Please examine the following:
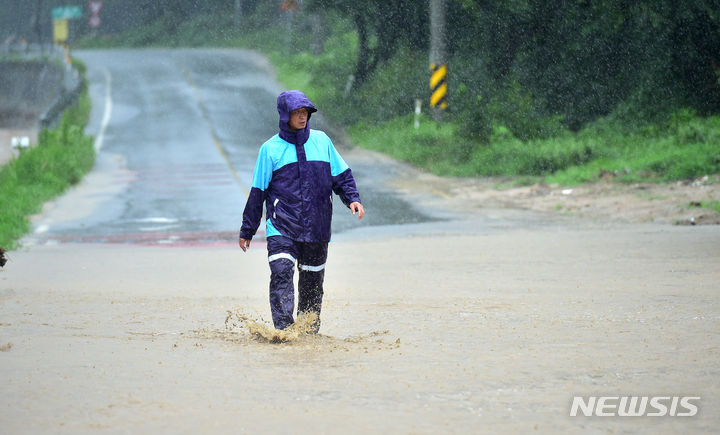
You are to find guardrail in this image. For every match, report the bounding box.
[39,61,82,129]
[0,40,63,62]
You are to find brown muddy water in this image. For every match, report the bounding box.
[1,223,719,433]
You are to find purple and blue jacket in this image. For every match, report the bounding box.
[239,90,361,243]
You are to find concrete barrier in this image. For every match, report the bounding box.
[0,55,80,130]
[0,54,81,165]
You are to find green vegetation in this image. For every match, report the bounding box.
[344,111,720,185]
[689,200,720,213]
[71,1,719,185]
[0,60,95,249]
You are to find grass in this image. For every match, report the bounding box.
[688,200,720,213]
[349,115,463,174]
[0,60,95,250]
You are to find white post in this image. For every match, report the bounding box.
[414,99,422,129]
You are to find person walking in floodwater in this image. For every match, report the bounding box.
[238,90,365,332]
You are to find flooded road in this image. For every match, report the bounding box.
[2,225,719,433]
[1,49,719,433]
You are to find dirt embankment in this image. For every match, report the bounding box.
[389,165,720,226]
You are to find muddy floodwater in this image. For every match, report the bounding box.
[1,221,718,433]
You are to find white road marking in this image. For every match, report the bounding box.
[133,217,179,224]
[139,225,180,232]
[94,67,113,153]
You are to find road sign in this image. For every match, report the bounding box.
[53,18,69,43]
[430,63,448,110]
[89,15,101,28]
[89,1,102,28]
[89,1,102,14]
[281,0,299,11]
[52,6,83,20]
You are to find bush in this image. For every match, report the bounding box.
[469,126,596,176]
[353,48,429,125]
[485,78,566,142]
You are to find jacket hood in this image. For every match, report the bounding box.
[277,90,317,146]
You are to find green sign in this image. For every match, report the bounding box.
[52,6,83,20]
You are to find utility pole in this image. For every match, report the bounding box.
[429,0,447,121]
[35,0,45,55]
[234,0,242,29]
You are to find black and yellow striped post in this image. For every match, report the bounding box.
[430,63,448,119]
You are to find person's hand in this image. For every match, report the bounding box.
[349,202,365,220]
[239,238,250,252]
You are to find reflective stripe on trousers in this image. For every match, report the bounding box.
[266,235,328,331]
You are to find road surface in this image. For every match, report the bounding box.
[24,48,436,247]
[1,49,719,434]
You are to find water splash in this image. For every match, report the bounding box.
[219,309,402,351]
[225,310,319,344]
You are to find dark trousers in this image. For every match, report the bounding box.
[267,235,328,331]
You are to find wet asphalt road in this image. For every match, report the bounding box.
[29,48,436,246]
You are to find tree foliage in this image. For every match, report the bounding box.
[447,0,720,138]
[5,0,717,141]
[305,0,427,86]
[305,0,720,139]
